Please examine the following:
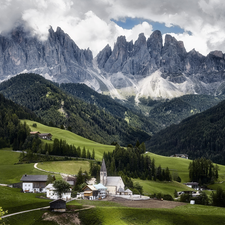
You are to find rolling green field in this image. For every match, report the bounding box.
[37,160,90,175]
[0,149,61,184]
[22,119,115,161]
[133,179,193,196]
[146,152,225,184]
[68,200,225,225]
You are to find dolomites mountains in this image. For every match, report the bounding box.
[1,26,225,101]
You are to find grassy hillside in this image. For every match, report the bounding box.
[0,149,61,184]
[68,200,225,225]
[23,119,115,161]
[38,160,90,175]
[146,152,225,184]
[0,186,50,214]
[133,179,193,196]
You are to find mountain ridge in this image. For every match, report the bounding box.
[1,26,225,102]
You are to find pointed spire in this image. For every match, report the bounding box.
[100,158,107,172]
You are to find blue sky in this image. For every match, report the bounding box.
[112,17,186,35]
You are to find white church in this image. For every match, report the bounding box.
[100,158,125,195]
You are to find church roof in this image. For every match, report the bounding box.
[94,183,107,190]
[100,158,107,172]
[106,176,123,186]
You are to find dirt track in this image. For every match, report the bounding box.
[111,197,186,209]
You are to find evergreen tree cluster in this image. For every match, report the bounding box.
[102,143,172,181]
[25,137,96,160]
[189,158,218,185]
[146,99,225,165]
[0,93,39,149]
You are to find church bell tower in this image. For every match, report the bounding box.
[100,158,107,186]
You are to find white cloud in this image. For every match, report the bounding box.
[1,0,225,56]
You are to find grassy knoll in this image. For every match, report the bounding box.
[0,186,50,214]
[146,152,225,184]
[4,200,225,225]
[22,119,115,161]
[133,179,194,196]
[38,160,90,175]
[67,200,225,225]
[0,149,61,184]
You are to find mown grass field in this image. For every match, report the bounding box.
[133,179,194,196]
[0,149,61,184]
[68,200,225,225]
[22,119,115,161]
[37,160,90,175]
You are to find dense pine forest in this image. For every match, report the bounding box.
[0,93,40,149]
[103,143,172,182]
[146,99,225,165]
[60,83,159,134]
[0,73,150,146]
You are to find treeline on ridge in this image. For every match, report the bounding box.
[146,99,225,165]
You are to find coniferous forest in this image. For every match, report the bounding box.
[0,73,150,146]
[146,99,225,165]
[0,93,39,149]
[103,142,172,182]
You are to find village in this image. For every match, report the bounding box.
[17,156,204,212]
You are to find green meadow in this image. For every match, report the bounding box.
[0,186,50,214]
[37,160,90,175]
[68,200,225,225]
[0,149,61,184]
[133,179,193,196]
[22,119,115,161]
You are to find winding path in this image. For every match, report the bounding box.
[1,206,50,219]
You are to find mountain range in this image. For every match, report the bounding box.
[1,26,225,103]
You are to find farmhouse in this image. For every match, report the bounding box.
[38,133,52,140]
[30,131,52,140]
[83,185,98,200]
[100,159,125,195]
[184,182,200,190]
[45,183,72,200]
[170,154,188,159]
[20,174,48,193]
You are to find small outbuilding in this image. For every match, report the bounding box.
[50,199,66,212]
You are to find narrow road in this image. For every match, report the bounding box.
[1,206,50,218]
[34,163,74,178]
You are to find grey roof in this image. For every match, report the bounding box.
[21,175,48,182]
[100,158,107,172]
[94,183,107,190]
[106,176,122,186]
[125,188,132,193]
[118,187,124,192]
[185,182,199,185]
[50,199,66,203]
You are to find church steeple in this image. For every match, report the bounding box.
[100,158,107,186]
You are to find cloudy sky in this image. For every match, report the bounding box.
[1,0,225,56]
